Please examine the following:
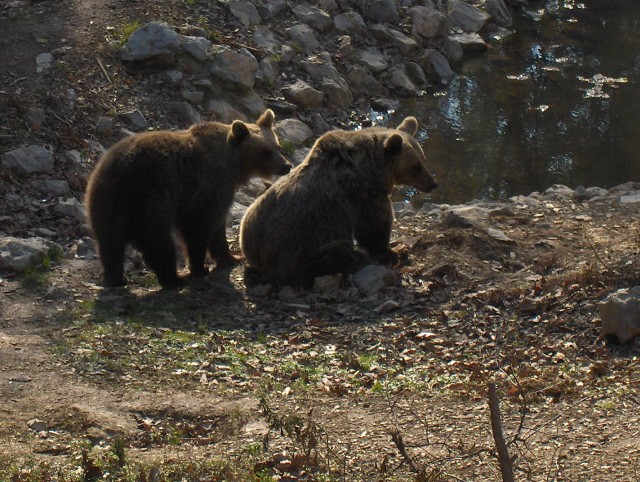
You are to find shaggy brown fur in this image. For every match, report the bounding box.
[240,116,438,288]
[85,109,291,288]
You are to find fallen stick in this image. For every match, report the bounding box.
[96,57,112,83]
[488,382,515,482]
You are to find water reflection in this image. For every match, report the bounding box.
[392,0,640,204]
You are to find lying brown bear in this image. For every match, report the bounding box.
[85,109,291,289]
[240,116,438,288]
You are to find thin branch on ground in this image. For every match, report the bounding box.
[390,430,426,480]
[488,383,515,482]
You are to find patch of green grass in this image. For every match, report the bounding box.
[18,245,64,288]
[117,20,140,47]
[280,139,296,157]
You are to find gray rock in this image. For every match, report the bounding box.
[164,101,202,124]
[448,0,491,32]
[609,181,640,193]
[321,77,354,108]
[293,147,311,165]
[485,227,514,243]
[386,68,420,97]
[447,32,488,53]
[359,48,389,74]
[410,6,448,39]
[319,0,338,11]
[2,145,54,174]
[313,273,343,293]
[418,49,455,84]
[32,179,70,196]
[544,184,574,197]
[263,0,287,17]
[367,0,399,23]
[334,12,368,35]
[181,35,212,61]
[442,205,489,227]
[573,185,590,201]
[485,0,513,27]
[405,62,428,88]
[75,236,97,259]
[292,4,332,32]
[278,285,297,302]
[210,46,259,90]
[34,228,57,238]
[229,0,262,27]
[586,187,608,198]
[121,109,149,129]
[65,150,84,164]
[181,89,205,104]
[192,79,214,91]
[36,53,53,73]
[370,24,417,54]
[54,197,85,222]
[164,70,184,84]
[620,193,640,204]
[207,100,247,123]
[280,45,297,64]
[354,265,398,295]
[258,57,279,84]
[282,80,324,108]
[96,117,114,138]
[119,22,182,69]
[274,119,313,145]
[239,91,267,117]
[0,236,59,272]
[338,35,354,58]
[599,287,640,343]
[253,27,280,53]
[286,24,320,53]
[348,67,388,96]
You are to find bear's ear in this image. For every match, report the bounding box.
[230,120,250,142]
[383,133,403,158]
[256,109,275,128]
[397,116,418,136]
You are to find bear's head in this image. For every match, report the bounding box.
[228,109,292,181]
[383,116,438,193]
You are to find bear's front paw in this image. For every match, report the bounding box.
[374,249,399,267]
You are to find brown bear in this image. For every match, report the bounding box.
[85,109,291,289]
[239,116,438,288]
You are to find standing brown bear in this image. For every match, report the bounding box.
[85,109,291,289]
[240,116,438,288]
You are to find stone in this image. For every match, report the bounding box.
[544,184,574,197]
[313,273,343,293]
[410,6,448,39]
[0,236,58,272]
[386,68,420,97]
[320,77,353,108]
[207,100,247,123]
[292,147,311,165]
[121,109,149,129]
[181,35,212,61]
[348,67,388,96]
[442,205,489,227]
[2,145,54,174]
[286,24,320,53]
[35,53,53,73]
[282,80,324,109]
[338,35,354,58]
[253,27,280,53]
[210,46,259,90]
[447,32,488,53]
[485,0,513,27]
[119,22,182,69]
[32,180,70,196]
[258,57,279,84]
[586,187,608,198]
[419,49,455,84]
[319,0,338,11]
[278,285,297,302]
[334,12,368,35]
[274,119,313,145]
[370,24,417,54]
[354,265,398,295]
[164,70,184,84]
[359,48,389,74]
[65,150,84,164]
[573,185,590,202]
[444,36,464,63]
[54,197,86,222]
[599,287,640,343]
[239,91,266,117]
[367,0,399,23]
[620,193,640,204]
[229,0,262,27]
[181,89,205,104]
[405,62,428,87]
[292,4,332,32]
[96,117,114,138]
[263,0,287,17]
[163,101,202,124]
[448,0,491,33]
[485,227,514,243]
[75,236,97,259]
[609,181,640,193]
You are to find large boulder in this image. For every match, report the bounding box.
[119,22,182,69]
[2,145,54,174]
[370,24,418,54]
[599,287,640,343]
[282,80,324,108]
[411,6,448,39]
[229,0,262,27]
[209,46,259,90]
[367,0,399,23]
[485,0,513,27]
[274,119,314,145]
[0,237,61,272]
[448,0,491,33]
[286,24,320,53]
[292,4,332,32]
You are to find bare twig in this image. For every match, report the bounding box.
[96,57,112,83]
[581,223,611,272]
[488,383,515,482]
[390,431,425,479]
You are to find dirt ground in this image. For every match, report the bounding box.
[2,1,640,481]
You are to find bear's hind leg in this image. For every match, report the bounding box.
[305,240,372,287]
[133,227,182,289]
[180,220,210,278]
[98,236,128,287]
